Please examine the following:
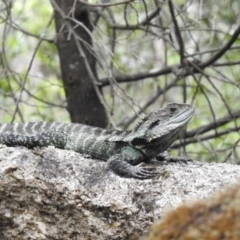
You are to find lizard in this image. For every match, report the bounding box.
[0,103,194,179]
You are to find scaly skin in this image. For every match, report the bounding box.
[0,103,194,179]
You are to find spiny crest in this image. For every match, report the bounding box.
[134,114,150,132]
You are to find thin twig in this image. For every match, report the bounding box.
[78,0,134,7]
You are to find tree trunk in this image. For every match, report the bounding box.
[53,0,108,127]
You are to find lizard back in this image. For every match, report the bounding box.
[0,122,128,160]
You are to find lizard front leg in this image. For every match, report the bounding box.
[107,154,158,179]
[107,145,159,179]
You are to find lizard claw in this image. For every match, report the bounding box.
[108,156,159,179]
[131,165,159,179]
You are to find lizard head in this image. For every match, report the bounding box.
[130,103,194,151]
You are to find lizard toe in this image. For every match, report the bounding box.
[132,165,159,179]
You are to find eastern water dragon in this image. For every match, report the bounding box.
[0,103,194,179]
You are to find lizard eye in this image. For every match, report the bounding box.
[169,107,177,114]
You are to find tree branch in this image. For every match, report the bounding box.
[186,108,240,138]
[78,0,134,7]
[99,24,240,87]
[100,65,174,87]
[172,125,240,149]
[199,24,240,69]
[168,0,185,64]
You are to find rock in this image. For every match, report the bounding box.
[144,181,240,240]
[0,145,240,239]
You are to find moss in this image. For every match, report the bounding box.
[145,183,240,240]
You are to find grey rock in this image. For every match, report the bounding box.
[0,145,239,240]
